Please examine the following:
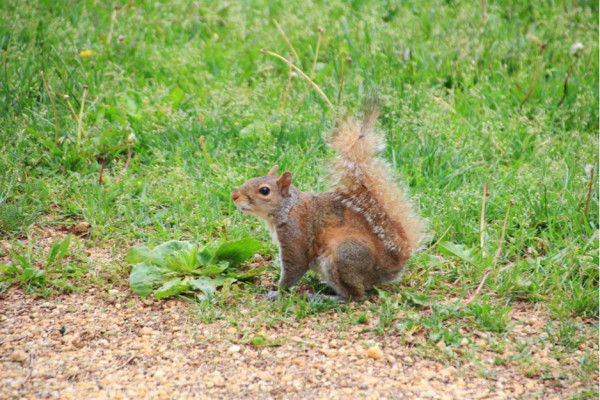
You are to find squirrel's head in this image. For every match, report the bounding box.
[231,165,293,220]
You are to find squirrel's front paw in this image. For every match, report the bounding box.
[262,290,280,301]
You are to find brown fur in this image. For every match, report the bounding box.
[231,110,426,300]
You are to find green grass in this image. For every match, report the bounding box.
[0,0,598,389]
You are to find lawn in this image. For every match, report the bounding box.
[0,0,598,398]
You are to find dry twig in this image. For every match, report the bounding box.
[106,354,137,374]
[20,351,35,388]
[557,62,575,107]
[261,49,334,110]
[492,200,514,266]
[465,268,492,305]
[273,19,301,69]
[520,42,547,107]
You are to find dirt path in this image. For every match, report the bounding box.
[1,286,596,400]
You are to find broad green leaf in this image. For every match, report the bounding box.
[198,248,212,266]
[214,239,262,267]
[438,241,476,265]
[165,248,200,274]
[125,245,153,264]
[153,241,195,264]
[129,262,165,299]
[196,261,230,276]
[154,277,190,299]
[189,277,218,296]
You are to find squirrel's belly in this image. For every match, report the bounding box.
[308,255,345,295]
[308,255,328,277]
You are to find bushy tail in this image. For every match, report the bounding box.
[327,106,426,257]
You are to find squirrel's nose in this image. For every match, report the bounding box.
[231,192,240,202]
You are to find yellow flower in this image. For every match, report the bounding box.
[79,49,93,57]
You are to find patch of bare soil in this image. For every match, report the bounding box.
[0,285,597,400]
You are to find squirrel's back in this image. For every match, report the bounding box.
[327,106,426,259]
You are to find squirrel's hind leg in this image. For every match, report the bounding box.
[326,239,378,301]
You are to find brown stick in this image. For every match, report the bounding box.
[40,71,60,143]
[465,268,492,305]
[115,145,132,184]
[20,351,35,388]
[106,354,136,374]
[492,200,514,267]
[273,20,302,69]
[0,335,27,345]
[480,183,488,252]
[430,224,453,249]
[261,49,334,110]
[520,43,547,108]
[99,157,106,185]
[63,95,79,121]
[557,62,575,107]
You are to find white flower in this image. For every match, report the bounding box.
[570,42,584,57]
[127,131,137,143]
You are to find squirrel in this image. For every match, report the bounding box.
[231,106,426,301]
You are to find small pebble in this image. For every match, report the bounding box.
[140,327,153,336]
[11,350,28,363]
[73,221,91,234]
[228,345,241,353]
[367,346,383,360]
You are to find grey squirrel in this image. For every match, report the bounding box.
[231,106,426,300]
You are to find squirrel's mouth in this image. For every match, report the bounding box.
[237,204,253,214]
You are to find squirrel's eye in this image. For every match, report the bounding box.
[259,186,270,196]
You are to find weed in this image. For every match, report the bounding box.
[0,234,85,296]
[468,296,512,332]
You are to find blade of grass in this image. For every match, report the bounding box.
[40,71,59,143]
[261,49,334,111]
[76,85,88,151]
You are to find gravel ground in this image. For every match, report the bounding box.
[1,285,597,400]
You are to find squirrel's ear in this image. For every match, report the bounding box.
[267,165,279,176]
[277,172,292,196]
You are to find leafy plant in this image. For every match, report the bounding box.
[468,295,512,332]
[0,234,76,295]
[127,239,264,300]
